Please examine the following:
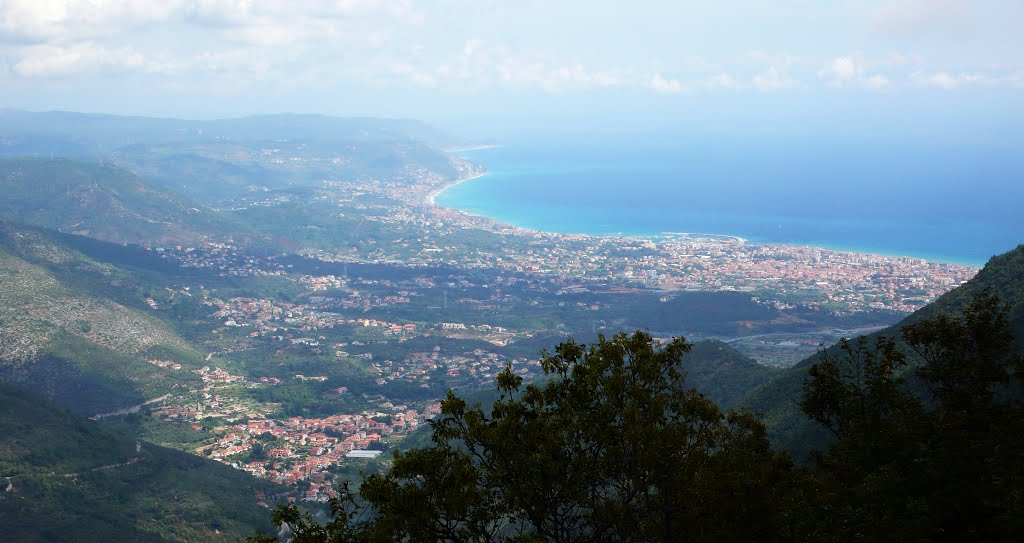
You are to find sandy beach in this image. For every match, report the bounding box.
[426,171,488,206]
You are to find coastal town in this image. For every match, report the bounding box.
[87,150,983,505]
[161,164,977,318]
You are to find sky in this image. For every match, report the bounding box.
[0,0,1022,140]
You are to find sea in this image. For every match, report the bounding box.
[436,139,1024,267]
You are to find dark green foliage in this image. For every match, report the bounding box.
[249,486,369,543]
[683,340,778,409]
[799,291,1024,540]
[0,381,280,542]
[0,331,176,415]
[904,244,1024,343]
[256,293,1024,541]
[742,244,1024,457]
[254,332,796,542]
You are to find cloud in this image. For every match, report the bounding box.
[822,56,859,82]
[864,74,890,90]
[817,55,892,91]
[12,42,170,77]
[908,70,1006,90]
[0,0,185,42]
[922,72,958,89]
[1008,70,1024,89]
[646,73,685,94]
[426,41,627,93]
[703,73,740,90]
[0,1,1018,104]
[752,67,799,91]
[192,49,269,75]
[390,62,437,87]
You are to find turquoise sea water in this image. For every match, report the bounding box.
[437,140,1024,267]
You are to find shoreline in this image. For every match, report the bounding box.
[425,165,983,270]
[444,144,504,153]
[427,172,488,206]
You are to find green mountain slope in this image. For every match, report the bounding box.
[1,110,468,205]
[0,380,278,542]
[399,338,778,451]
[0,223,205,414]
[0,158,241,246]
[0,157,248,246]
[740,244,1024,458]
[684,340,779,409]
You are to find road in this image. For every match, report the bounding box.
[90,394,172,419]
[722,325,889,345]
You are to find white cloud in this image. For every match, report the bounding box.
[647,73,685,94]
[0,0,185,42]
[703,73,740,90]
[193,49,269,75]
[0,1,1019,103]
[1008,70,1024,88]
[821,56,859,82]
[390,63,436,87]
[817,55,894,91]
[752,67,798,91]
[908,70,1010,90]
[426,42,627,93]
[864,74,890,90]
[12,42,170,77]
[926,72,958,89]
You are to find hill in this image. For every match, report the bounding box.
[0,222,207,414]
[0,110,470,206]
[398,337,778,452]
[0,110,457,153]
[0,380,278,542]
[740,244,1024,458]
[684,340,779,409]
[0,158,240,246]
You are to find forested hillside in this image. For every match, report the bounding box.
[0,381,279,542]
[741,244,1024,458]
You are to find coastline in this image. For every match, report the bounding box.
[444,144,504,153]
[427,172,488,206]
[425,143,991,268]
[425,170,984,269]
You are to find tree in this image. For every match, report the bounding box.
[800,291,1024,540]
[374,332,795,542]
[252,332,795,542]
[249,483,368,543]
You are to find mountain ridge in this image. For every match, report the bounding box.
[739,243,1024,458]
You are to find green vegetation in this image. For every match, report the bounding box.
[0,158,240,246]
[741,244,1024,458]
[683,340,778,409]
[254,291,1024,541]
[0,226,205,414]
[797,291,1024,540]
[253,331,795,542]
[0,111,1015,541]
[0,381,279,542]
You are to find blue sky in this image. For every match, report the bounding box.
[0,0,1021,139]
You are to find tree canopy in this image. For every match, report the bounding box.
[252,292,1024,542]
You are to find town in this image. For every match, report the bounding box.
[118,161,979,503]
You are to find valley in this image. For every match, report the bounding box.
[0,111,1013,542]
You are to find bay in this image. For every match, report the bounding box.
[436,139,1024,267]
